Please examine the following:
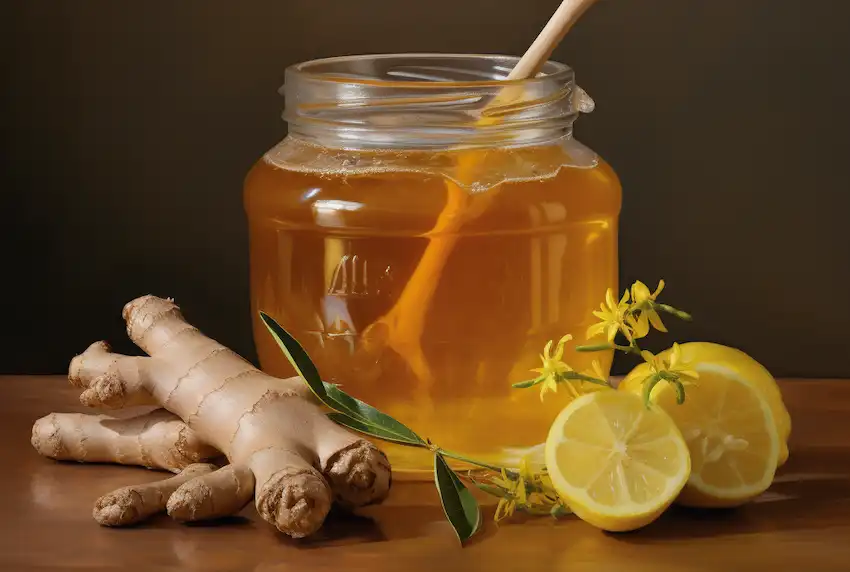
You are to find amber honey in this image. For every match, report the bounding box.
[244,139,621,474]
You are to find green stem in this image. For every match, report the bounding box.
[438,449,508,474]
[512,375,545,388]
[575,343,614,352]
[642,373,662,408]
[471,482,509,498]
[672,379,686,404]
[655,303,692,321]
[557,371,610,387]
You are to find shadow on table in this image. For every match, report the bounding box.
[308,504,501,547]
[610,447,850,543]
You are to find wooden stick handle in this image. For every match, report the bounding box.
[507,0,598,80]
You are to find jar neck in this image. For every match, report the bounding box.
[281,54,594,151]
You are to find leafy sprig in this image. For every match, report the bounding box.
[260,312,482,543]
[259,277,696,544]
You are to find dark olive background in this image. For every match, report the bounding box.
[2,1,848,376]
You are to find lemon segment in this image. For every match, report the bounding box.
[645,364,780,507]
[619,341,790,466]
[544,390,690,532]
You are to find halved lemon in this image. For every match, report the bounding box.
[623,364,780,507]
[544,390,690,531]
[619,342,790,466]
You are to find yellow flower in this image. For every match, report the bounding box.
[536,470,555,493]
[631,279,665,304]
[586,288,631,342]
[571,359,610,396]
[528,465,571,514]
[518,455,535,483]
[532,334,574,400]
[488,454,571,520]
[585,359,607,382]
[666,343,699,381]
[493,496,515,522]
[491,467,527,522]
[630,280,667,338]
[641,343,699,382]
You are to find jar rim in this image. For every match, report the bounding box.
[282,53,586,151]
[285,53,574,90]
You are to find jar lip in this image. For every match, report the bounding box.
[282,53,585,151]
[285,53,574,89]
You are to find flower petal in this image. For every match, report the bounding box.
[553,334,572,360]
[592,360,606,380]
[605,288,616,310]
[491,476,512,489]
[539,377,558,400]
[631,313,650,339]
[495,498,509,522]
[586,322,605,340]
[517,479,528,504]
[519,456,533,479]
[669,343,682,368]
[653,279,666,298]
[648,310,667,333]
[631,280,650,303]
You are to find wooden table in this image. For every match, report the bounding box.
[2,376,849,571]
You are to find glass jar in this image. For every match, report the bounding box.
[244,54,621,477]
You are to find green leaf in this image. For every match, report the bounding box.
[434,453,481,544]
[325,385,424,445]
[327,413,424,446]
[260,311,424,446]
[259,312,330,404]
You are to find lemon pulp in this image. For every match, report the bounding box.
[544,390,690,531]
[619,341,790,466]
[647,365,780,507]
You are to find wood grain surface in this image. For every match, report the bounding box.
[2,376,849,571]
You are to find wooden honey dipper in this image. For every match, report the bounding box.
[360,0,600,388]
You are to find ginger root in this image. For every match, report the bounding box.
[32,409,219,472]
[31,295,392,538]
[94,463,218,526]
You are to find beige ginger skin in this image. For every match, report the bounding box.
[31,295,392,538]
